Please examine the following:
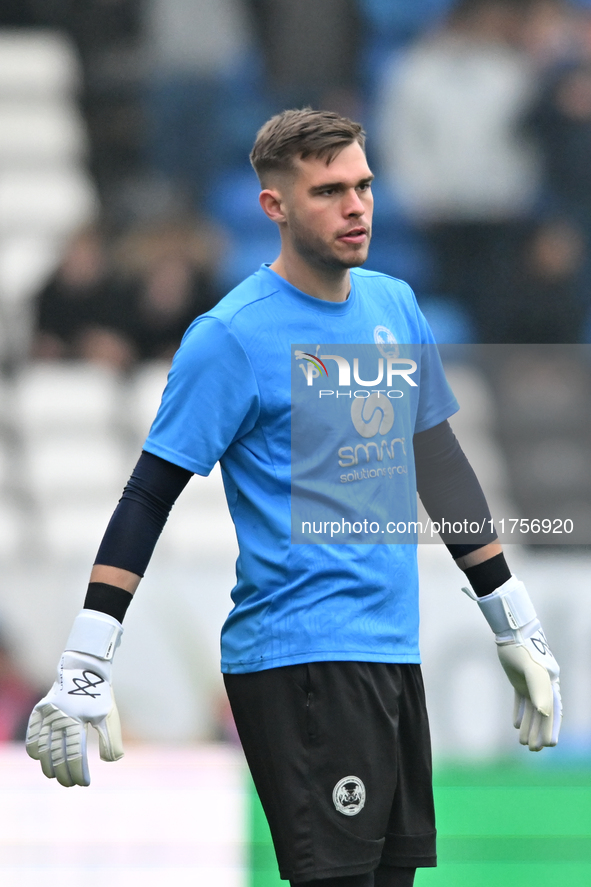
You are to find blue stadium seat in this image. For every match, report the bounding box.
[368,179,411,230]
[359,0,453,39]
[215,231,281,293]
[416,295,476,344]
[367,230,434,293]
[358,0,453,95]
[205,167,270,234]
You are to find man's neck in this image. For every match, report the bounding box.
[270,253,351,303]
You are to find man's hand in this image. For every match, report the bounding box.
[463,576,562,751]
[497,627,561,751]
[26,611,124,786]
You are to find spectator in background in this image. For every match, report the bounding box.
[32,226,137,371]
[24,0,144,205]
[32,219,222,369]
[495,217,586,341]
[0,625,39,742]
[522,4,591,318]
[0,0,35,26]
[527,60,591,236]
[143,0,255,210]
[113,218,222,361]
[247,0,362,116]
[520,0,579,67]
[376,0,541,341]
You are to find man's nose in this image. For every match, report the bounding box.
[342,189,365,216]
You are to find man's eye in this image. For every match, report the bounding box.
[357,182,371,192]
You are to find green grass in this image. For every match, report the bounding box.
[249,761,591,886]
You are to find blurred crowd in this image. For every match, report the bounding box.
[31,218,222,369]
[376,0,591,342]
[2,0,591,364]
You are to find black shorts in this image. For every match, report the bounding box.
[224,661,437,882]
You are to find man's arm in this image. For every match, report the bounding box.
[414,420,562,751]
[26,452,192,785]
[453,542,502,570]
[89,566,141,593]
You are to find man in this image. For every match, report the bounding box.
[26,110,561,887]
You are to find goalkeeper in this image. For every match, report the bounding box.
[26,109,561,887]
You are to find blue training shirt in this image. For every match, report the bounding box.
[144,264,458,673]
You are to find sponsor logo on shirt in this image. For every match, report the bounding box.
[351,392,394,438]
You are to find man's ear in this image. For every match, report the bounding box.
[259,188,287,224]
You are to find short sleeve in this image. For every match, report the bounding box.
[144,316,260,475]
[414,305,459,433]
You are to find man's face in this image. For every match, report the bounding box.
[280,141,374,273]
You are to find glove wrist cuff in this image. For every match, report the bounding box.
[463,575,538,636]
[65,609,123,661]
[494,616,541,646]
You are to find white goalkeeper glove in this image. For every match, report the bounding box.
[26,609,124,786]
[462,575,562,751]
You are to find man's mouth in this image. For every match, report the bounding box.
[337,227,368,245]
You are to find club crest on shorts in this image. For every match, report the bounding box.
[332,775,366,816]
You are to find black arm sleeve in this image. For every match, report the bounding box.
[93,450,193,576]
[413,419,496,558]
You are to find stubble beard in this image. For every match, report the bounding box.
[289,211,371,274]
